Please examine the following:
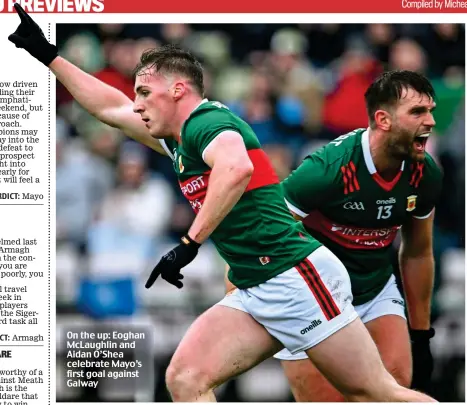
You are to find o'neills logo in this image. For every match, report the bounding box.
[179,173,210,214]
[300,320,322,334]
[1,0,105,12]
[377,197,396,205]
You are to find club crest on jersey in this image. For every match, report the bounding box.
[259,256,271,265]
[406,195,417,212]
[178,155,184,173]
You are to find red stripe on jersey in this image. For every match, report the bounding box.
[177,148,278,214]
[410,163,424,188]
[345,167,355,193]
[371,171,403,192]
[415,165,424,187]
[349,161,360,190]
[244,149,280,192]
[342,163,360,194]
[303,211,400,250]
[341,166,349,195]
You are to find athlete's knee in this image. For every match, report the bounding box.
[282,360,344,402]
[165,358,213,401]
[342,369,399,402]
[385,359,412,388]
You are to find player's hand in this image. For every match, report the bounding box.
[145,235,200,289]
[410,327,435,393]
[8,3,58,66]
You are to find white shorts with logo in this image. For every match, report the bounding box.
[274,273,406,360]
[216,246,359,355]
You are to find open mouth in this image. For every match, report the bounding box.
[413,133,430,152]
[141,118,151,128]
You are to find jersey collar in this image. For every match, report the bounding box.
[361,129,405,192]
[190,98,209,115]
[361,129,405,174]
[180,99,209,139]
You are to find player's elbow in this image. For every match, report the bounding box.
[234,160,254,185]
[224,157,253,185]
[237,158,254,179]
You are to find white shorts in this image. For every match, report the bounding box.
[274,273,406,361]
[216,246,358,355]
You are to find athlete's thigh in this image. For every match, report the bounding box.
[170,303,282,387]
[283,316,411,400]
[281,278,410,400]
[305,316,393,396]
[366,315,412,384]
[359,274,412,383]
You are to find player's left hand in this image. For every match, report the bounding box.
[410,327,435,393]
[145,235,200,289]
[8,3,58,66]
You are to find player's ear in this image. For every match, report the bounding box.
[172,81,186,101]
[374,109,392,131]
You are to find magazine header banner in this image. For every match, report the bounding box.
[0,0,467,13]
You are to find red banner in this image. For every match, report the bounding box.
[0,0,466,13]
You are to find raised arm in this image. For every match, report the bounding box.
[8,3,166,155]
[50,58,166,154]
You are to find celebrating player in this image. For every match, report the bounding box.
[8,6,438,402]
[271,70,442,401]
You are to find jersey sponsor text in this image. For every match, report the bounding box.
[304,211,400,250]
[179,173,210,213]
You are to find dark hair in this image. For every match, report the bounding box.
[133,44,204,96]
[364,70,436,128]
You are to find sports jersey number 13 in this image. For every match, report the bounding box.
[377,205,393,219]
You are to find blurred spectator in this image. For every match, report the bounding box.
[91,141,175,249]
[321,46,383,137]
[364,24,396,65]
[93,38,138,100]
[423,24,465,77]
[301,24,347,67]
[389,38,428,73]
[56,117,114,252]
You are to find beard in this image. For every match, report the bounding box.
[387,124,426,162]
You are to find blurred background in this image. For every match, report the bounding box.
[55,23,465,402]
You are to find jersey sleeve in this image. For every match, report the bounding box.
[281,148,337,217]
[412,154,444,219]
[183,107,243,160]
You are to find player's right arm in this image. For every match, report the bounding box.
[50,58,167,155]
[8,3,167,156]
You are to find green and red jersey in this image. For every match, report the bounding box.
[282,128,443,305]
[161,100,320,288]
